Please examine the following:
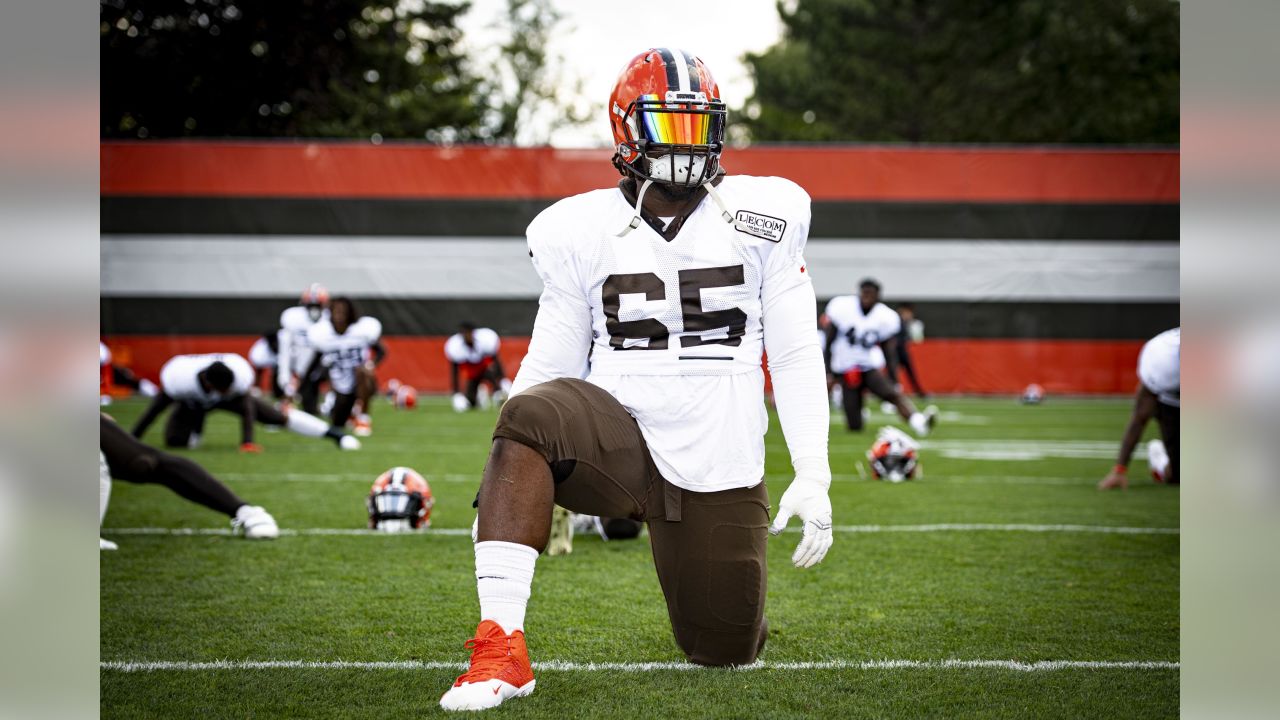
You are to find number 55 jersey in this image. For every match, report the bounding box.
[512,175,823,493]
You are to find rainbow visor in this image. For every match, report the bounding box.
[634,95,724,146]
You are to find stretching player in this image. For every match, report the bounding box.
[247,330,282,398]
[100,414,278,546]
[309,297,385,436]
[277,283,330,413]
[445,322,511,411]
[1099,327,1179,489]
[130,352,360,451]
[439,48,832,711]
[823,279,936,435]
[100,341,158,404]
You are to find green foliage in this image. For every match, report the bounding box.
[101,396,1178,717]
[741,0,1179,144]
[100,0,486,140]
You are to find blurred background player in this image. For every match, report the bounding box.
[100,340,158,405]
[101,413,278,544]
[247,330,282,399]
[278,283,330,414]
[130,352,360,451]
[889,303,929,400]
[823,278,937,436]
[384,378,418,410]
[445,321,511,411]
[309,296,385,437]
[1099,327,1180,490]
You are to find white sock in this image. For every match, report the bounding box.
[99,451,112,525]
[285,409,329,438]
[909,412,929,436]
[475,540,538,635]
[1148,440,1170,478]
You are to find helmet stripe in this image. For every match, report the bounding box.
[656,48,681,92]
[669,48,691,92]
[686,54,702,93]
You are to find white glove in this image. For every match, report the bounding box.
[451,393,469,412]
[769,473,833,568]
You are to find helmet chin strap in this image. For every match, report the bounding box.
[615,174,746,238]
[702,180,748,232]
[616,177,654,238]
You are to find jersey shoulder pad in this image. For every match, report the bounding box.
[872,303,901,332]
[280,306,311,330]
[352,317,382,341]
[307,320,335,346]
[443,333,465,359]
[526,189,616,258]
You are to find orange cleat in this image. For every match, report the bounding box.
[439,620,535,711]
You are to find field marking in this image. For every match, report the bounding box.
[100,658,1178,673]
[214,472,1095,486]
[102,523,1177,537]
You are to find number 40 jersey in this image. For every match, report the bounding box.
[513,175,822,493]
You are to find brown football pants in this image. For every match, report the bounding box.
[492,378,770,666]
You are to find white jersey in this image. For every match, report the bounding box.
[100,341,111,367]
[1138,327,1180,407]
[248,337,276,368]
[277,305,328,379]
[514,175,817,492]
[445,329,501,365]
[309,317,382,394]
[159,353,254,407]
[824,297,901,372]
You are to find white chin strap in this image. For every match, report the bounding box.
[616,177,654,237]
[615,175,748,239]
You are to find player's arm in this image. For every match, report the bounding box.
[367,340,387,369]
[130,392,173,439]
[822,319,837,379]
[276,327,294,393]
[1101,384,1159,488]
[511,283,591,394]
[760,199,833,569]
[450,362,461,395]
[881,335,900,382]
[239,394,257,448]
[490,354,508,380]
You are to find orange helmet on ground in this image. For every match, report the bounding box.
[367,467,433,531]
[394,384,418,410]
[867,427,920,483]
[609,48,726,187]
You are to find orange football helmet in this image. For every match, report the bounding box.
[300,282,330,308]
[609,48,726,187]
[367,467,433,531]
[867,427,920,483]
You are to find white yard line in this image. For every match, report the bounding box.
[102,523,1177,537]
[100,658,1178,673]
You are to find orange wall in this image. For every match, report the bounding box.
[103,335,1143,396]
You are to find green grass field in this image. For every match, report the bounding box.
[100,395,1178,719]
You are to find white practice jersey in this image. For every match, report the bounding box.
[159,353,254,407]
[824,297,901,372]
[513,175,819,492]
[309,317,382,395]
[100,341,111,367]
[248,337,277,369]
[1138,327,1180,407]
[277,305,328,379]
[445,329,501,365]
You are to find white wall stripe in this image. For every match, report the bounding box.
[101,524,1177,537]
[100,236,1179,301]
[100,658,1178,673]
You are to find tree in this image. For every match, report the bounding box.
[740,0,1179,144]
[482,0,591,145]
[100,0,486,140]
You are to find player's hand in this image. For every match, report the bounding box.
[451,393,469,412]
[769,475,833,568]
[1098,466,1128,490]
[239,442,264,454]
